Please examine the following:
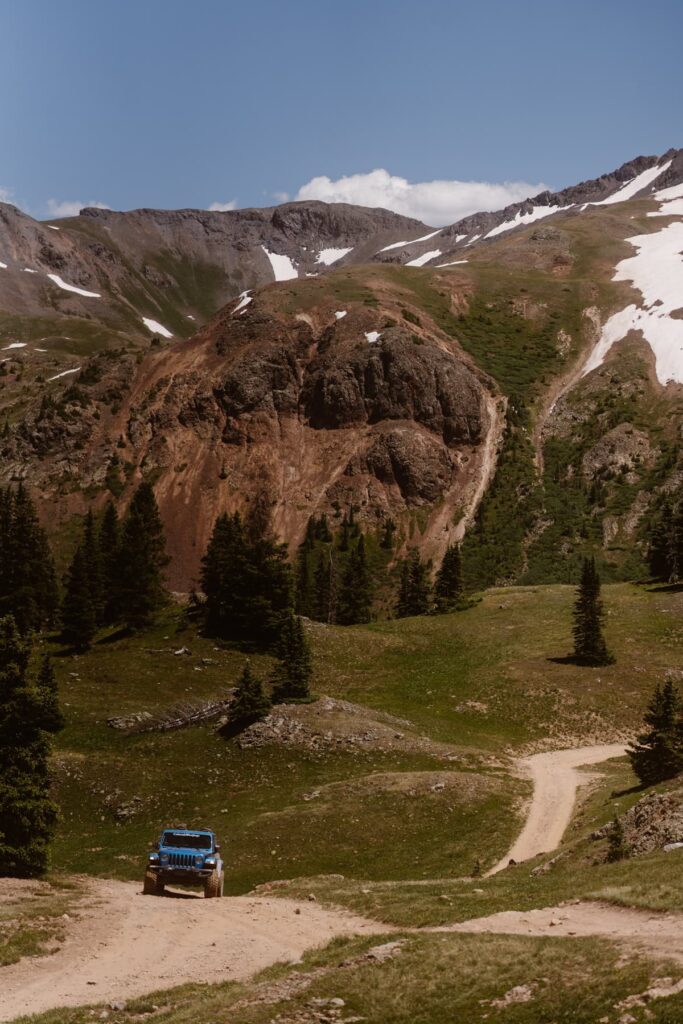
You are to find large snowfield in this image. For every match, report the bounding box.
[582,190,683,384]
[262,246,298,281]
[47,274,101,298]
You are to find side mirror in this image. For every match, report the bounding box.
[148,841,159,851]
[215,843,221,852]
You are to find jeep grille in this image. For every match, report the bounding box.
[168,852,196,867]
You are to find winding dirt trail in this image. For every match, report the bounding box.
[487,744,627,875]
[0,880,383,1023]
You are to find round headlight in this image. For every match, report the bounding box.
[148,852,159,862]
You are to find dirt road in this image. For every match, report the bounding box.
[487,744,627,875]
[443,901,683,964]
[0,879,383,1023]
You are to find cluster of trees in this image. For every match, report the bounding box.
[629,679,683,785]
[294,510,372,626]
[647,493,683,581]
[0,617,63,876]
[199,509,292,648]
[0,485,58,634]
[396,545,464,618]
[226,613,313,732]
[62,482,169,647]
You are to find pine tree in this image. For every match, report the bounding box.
[606,816,630,862]
[98,500,120,624]
[397,550,431,618]
[434,544,464,612]
[628,680,683,785]
[61,545,97,650]
[36,656,65,733]
[226,662,271,730]
[271,614,313,703]
[0,617,63,876]
[294,541,313,618]
[337,534,372,625]
[380,518,396,551]
[647,496,675,580]
[82,509,104,626]
[313,550,335,623]
[572,557,614,665]
[116,482,169,630]
[0,485,58,634]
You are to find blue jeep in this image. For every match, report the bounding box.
[144,826,224,898]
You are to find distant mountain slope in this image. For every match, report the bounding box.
[2,146,682,588]
[0,200,431,346]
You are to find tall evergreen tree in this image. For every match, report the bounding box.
[380,518,396,551]
[36,656,65,733]
[647,496,675,580]
[226,662,271,730]
[337,534,372,625]
[61,545,97,650]
[434,544,464,612]
[313,550,335,623]
[628,680,683,785]
[116,482,169,630]
[98,500,120,625]
[271,614,313,703]
[572,557,614,665]
[82,509,104,626]
[0,617,63,876]
[397,549,432,618]
[0,485,58,634]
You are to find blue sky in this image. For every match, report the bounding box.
[1,0,681,224]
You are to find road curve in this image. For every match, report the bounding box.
[487,744,627,875]
[0,880,384,1022]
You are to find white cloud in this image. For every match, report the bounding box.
[208,199,237,212]
[0,186,14,205]
[272,190,290,203]
[46,198,111,218]
[294,169,548,227]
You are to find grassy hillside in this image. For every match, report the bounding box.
[43,582,683,893]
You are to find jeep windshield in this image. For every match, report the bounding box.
[161,832,212,850]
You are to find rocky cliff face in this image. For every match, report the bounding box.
[2,279,496,586]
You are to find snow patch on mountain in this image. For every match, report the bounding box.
[48,366,81,381]
[262,246,298,281]
[648,199,683,218]
[0,261,6,269]
[47,274,101,298]
[316,247,353,266]
[485,203,573,239]
[365,331,381,343]
[436,259,469,267]
[3,342,27,350]
[582,217,683,384]
[141,317,173,338]
[406,249,442,267]
[593,161,672,206]
[334,310,347,319]
[378,229,441,253]
[233,290,252,314]
[655,182,683,202]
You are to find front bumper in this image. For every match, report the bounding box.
[149,865,213,884]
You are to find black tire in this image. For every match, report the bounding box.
[143,869,160,895]
[204,869,222,898]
